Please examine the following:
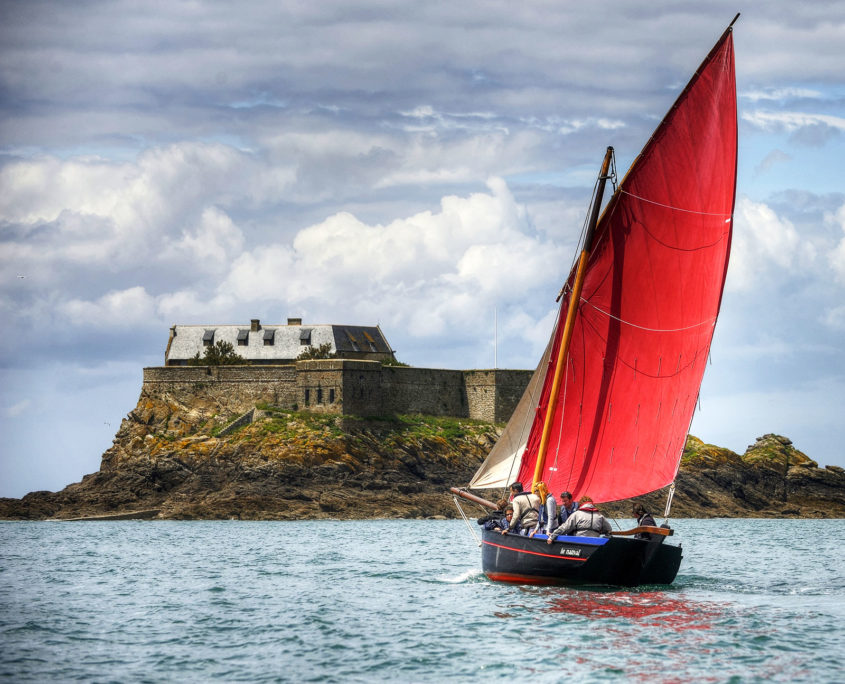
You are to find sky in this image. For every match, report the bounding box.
[2,1,844,498]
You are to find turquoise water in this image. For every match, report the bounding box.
[1,519,843,682]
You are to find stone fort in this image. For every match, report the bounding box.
[148,318,532,423]
[142,360,532,424]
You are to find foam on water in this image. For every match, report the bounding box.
[435,567,485,584]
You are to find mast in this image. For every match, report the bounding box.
[531,146,614,488]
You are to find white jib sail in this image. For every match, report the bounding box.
[468,340,552,489]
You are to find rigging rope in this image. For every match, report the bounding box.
[580,298,717,333]
[453,495,481,547]
[558,158,610,303]
[619,189,733,217]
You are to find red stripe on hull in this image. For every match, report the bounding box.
[482,540,589,562]
[485,572,558,585]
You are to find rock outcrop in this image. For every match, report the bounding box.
[1,384,843,520]
[603,434,845,519]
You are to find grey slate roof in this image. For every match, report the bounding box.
[332,326,391,354]
[165,322,393,364]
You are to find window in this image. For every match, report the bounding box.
[237,329,249,346]
[363,330,378,352]
[317,388,323,403]
[263,329,275,346]
[329,388,335,403]
[346,329,360,352]
[202,329,215,347]
[300,329,312,346]
[304,389,310,406]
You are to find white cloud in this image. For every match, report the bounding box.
[554,117,626,135]
[828,203,845,284]
[823,305,845,330]
[0,156,132,225]
[217,177,564,341]
[371,130,545,190]
[742,110,845,133]
[163,207,244,270]
[3,399,31,418]
[754,149,791,176]
[741,88,824,103]
[60,286,157,328]
[727,196,812,291]
[400,105,436,119]
[225,245,297,302]
[0,143,259,280]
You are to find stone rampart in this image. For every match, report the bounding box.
[379,367,467,417]
[141,362,531,422]
[142,365,299,415]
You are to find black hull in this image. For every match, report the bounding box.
[481,529,682,587]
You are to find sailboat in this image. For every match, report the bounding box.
[451,17,739,586]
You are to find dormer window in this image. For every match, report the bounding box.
[202,329,215,347]
[346,329,360,352]
[237,329,249,346]
[300,329,312,346]
[263,328,275,346]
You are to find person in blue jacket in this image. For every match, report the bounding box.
[476,499,509,531]
[558,490,578,524]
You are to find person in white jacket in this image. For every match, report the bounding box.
[501,481,540,535]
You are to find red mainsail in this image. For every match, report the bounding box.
[513,31,737,502]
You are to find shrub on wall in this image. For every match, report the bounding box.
[296,343,336,360]
[188,340,249,366]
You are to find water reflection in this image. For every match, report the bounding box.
[531,588,730,682]
[542,587,723,631]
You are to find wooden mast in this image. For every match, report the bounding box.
[531,146,615,488]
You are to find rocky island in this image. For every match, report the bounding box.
[1,374,843,520]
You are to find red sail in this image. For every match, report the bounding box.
[516,32,737,502]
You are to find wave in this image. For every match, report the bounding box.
[435,568,485,584]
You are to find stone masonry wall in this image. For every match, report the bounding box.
[296,359,382,415]
[464,370,496,422]
[463,369,534,422]
[493,370,536,423]
[341,362,386,416]
[141,362,531,422]
[378,366,467,417]
[142,366,299,415]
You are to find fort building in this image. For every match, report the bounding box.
[165,318,395,366]
[142,361,531,424]
[154,317,530,423]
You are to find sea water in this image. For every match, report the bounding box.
[1,519,843,682]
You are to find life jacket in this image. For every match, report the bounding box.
[573,504,605,535]
[511,491,539,527]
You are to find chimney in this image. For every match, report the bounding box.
[251,319,261,332]
[287,317,302,326]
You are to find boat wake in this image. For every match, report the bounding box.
[435,568,485,584]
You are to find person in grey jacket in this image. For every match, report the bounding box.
[546,497,611,542]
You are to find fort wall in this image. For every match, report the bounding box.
[141,361,531,423]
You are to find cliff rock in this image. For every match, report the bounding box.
[1,385,843,520]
